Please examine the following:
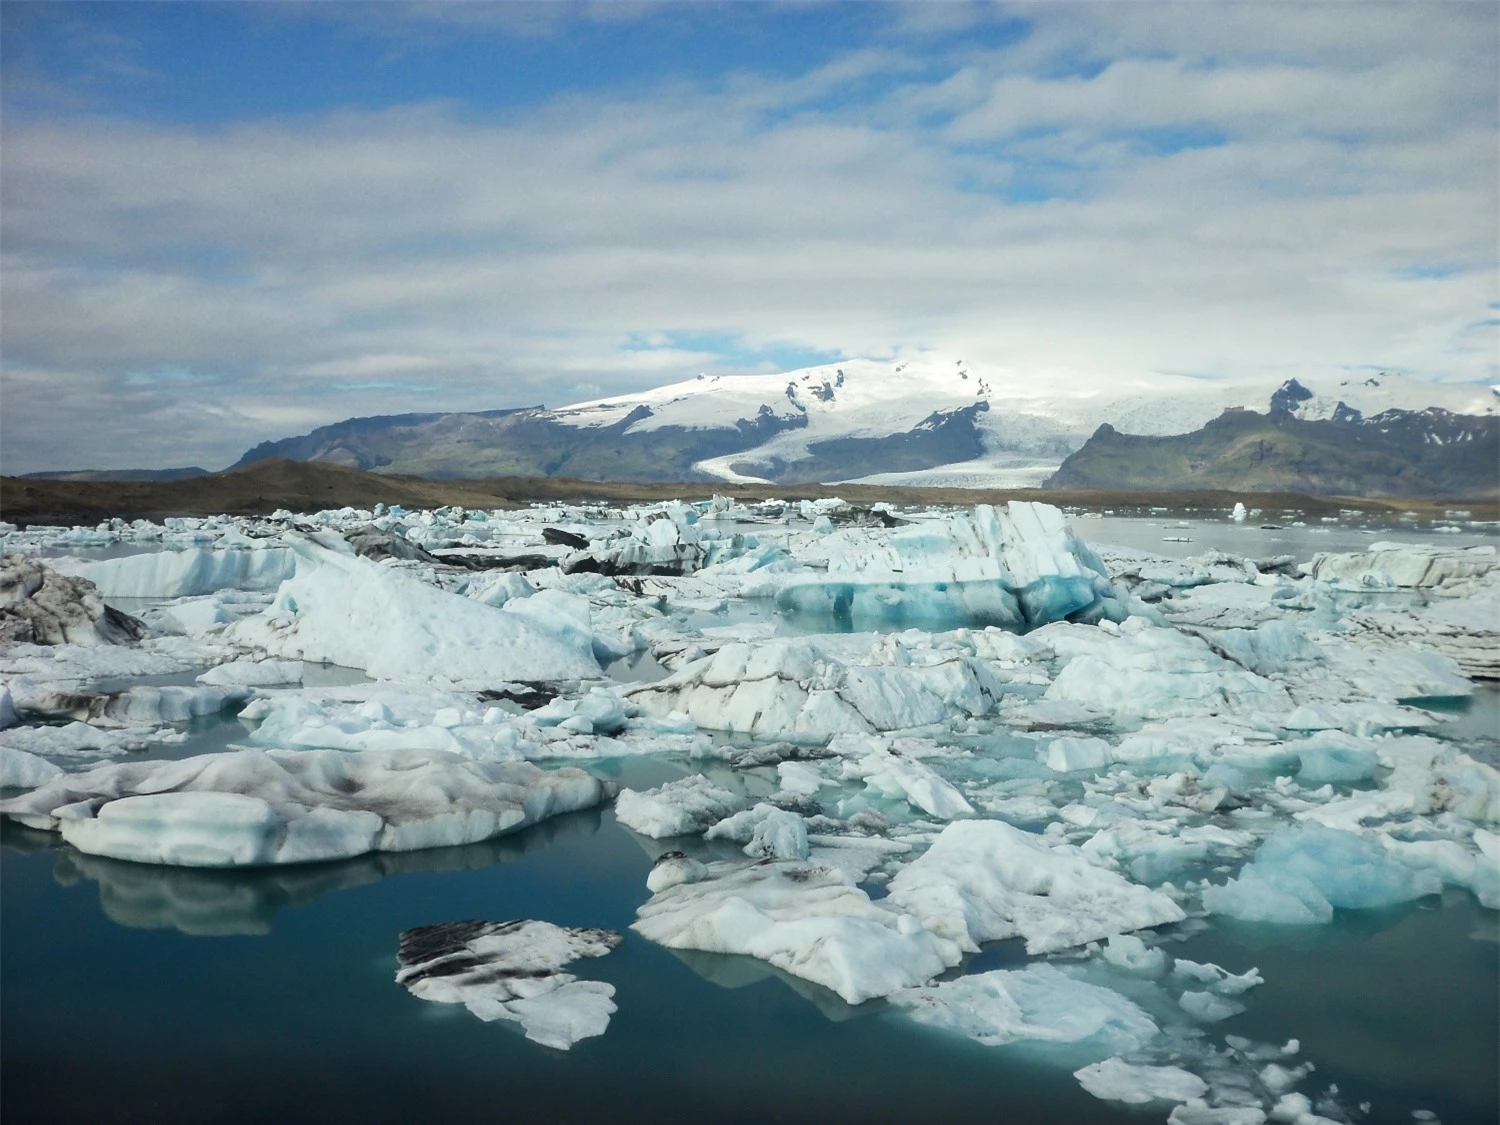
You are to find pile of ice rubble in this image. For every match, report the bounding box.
[1,501,1497,1112]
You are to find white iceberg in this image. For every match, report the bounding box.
[0,747,613,866]
[884,819,1186,954]
[632,859,959,1004]
[890,963,1159,1053]
[225,535,601,685]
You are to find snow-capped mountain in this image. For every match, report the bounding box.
[554,357,1496,486]
[230,355,1497,491]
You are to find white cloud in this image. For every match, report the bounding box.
[1,1,1495,471]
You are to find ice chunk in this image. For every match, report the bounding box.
[704,803,809,860]
[1169,1107,1267,1125]
[1045,736,1113,773]
[891,964,1159,1053]
[632,859,959,1004]
[614,775,745,838]
[624,637,1002,738]
[1074,1057,1208,1104]
[773,502,1124,632]
[0,747,613,865]
[0,555,145,646]
[843,741,974,819]
[226,535,600,685]
[884,819,1186,955]
[196,660,304,688]
[1179,990,1246,1022]
[1305,543,1496,590]
[646,851,707,893]
[1101,933,1168,978]
[1293,732,1380,784]
[1046,620,1289,721]
[1203,824,1441,925]
[395,919,622,1049]
[0,745,64,789]
[49,545,296,597]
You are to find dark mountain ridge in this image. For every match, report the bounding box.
[1047,386,1498,499]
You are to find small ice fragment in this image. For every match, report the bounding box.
[1074,1057,1208,1104]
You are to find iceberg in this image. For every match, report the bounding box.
[0,747,614,866]
[1203,824,1441,924]
[772,502,1124,632]
[1074,1057,1209,1104]
[225,535,601,686]
[884,819,1186,955]
[1,555,145,647]
[632,859,960,1004]
[614,775,746,838]
[50,545,296,598]
[395,919,622,1049]
[890,963,1160,1053]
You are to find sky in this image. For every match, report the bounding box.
[1,0,1496,473]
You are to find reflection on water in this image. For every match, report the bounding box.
[35,809,603,936]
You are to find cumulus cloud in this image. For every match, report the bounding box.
[1,2,1494,471]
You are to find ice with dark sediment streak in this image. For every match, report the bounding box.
[0,747,614,866]
[395,919,622,1049]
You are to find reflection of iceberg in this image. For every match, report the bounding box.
[50,808,602,936]
[665,947,877,1023]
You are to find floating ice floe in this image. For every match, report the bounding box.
[1043,617,1291,722]
[1074,1057,1209,1104]
[0,747,613,866]
[614,775,746,838]
[225,535,602,686]
[1202,824,1442,924]
[884,819,1186,954]
[395,919,622,1049]
[632,859,960,1004]
[889,963,1160,1052]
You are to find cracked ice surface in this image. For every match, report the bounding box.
[2,500,1497,1122]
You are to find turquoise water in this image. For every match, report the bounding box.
[3,794,1495,1125]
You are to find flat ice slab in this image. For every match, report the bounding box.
[396,919,622,1049]
[0,747,614,866]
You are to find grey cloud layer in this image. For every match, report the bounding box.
[2,3,1495,471]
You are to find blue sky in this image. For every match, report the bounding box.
[2,1,1496,471]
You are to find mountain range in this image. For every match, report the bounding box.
[222,357,1496,498]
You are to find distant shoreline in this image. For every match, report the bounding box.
[3,458,1495,530]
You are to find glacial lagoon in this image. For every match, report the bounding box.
[2,502,1496,1124]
